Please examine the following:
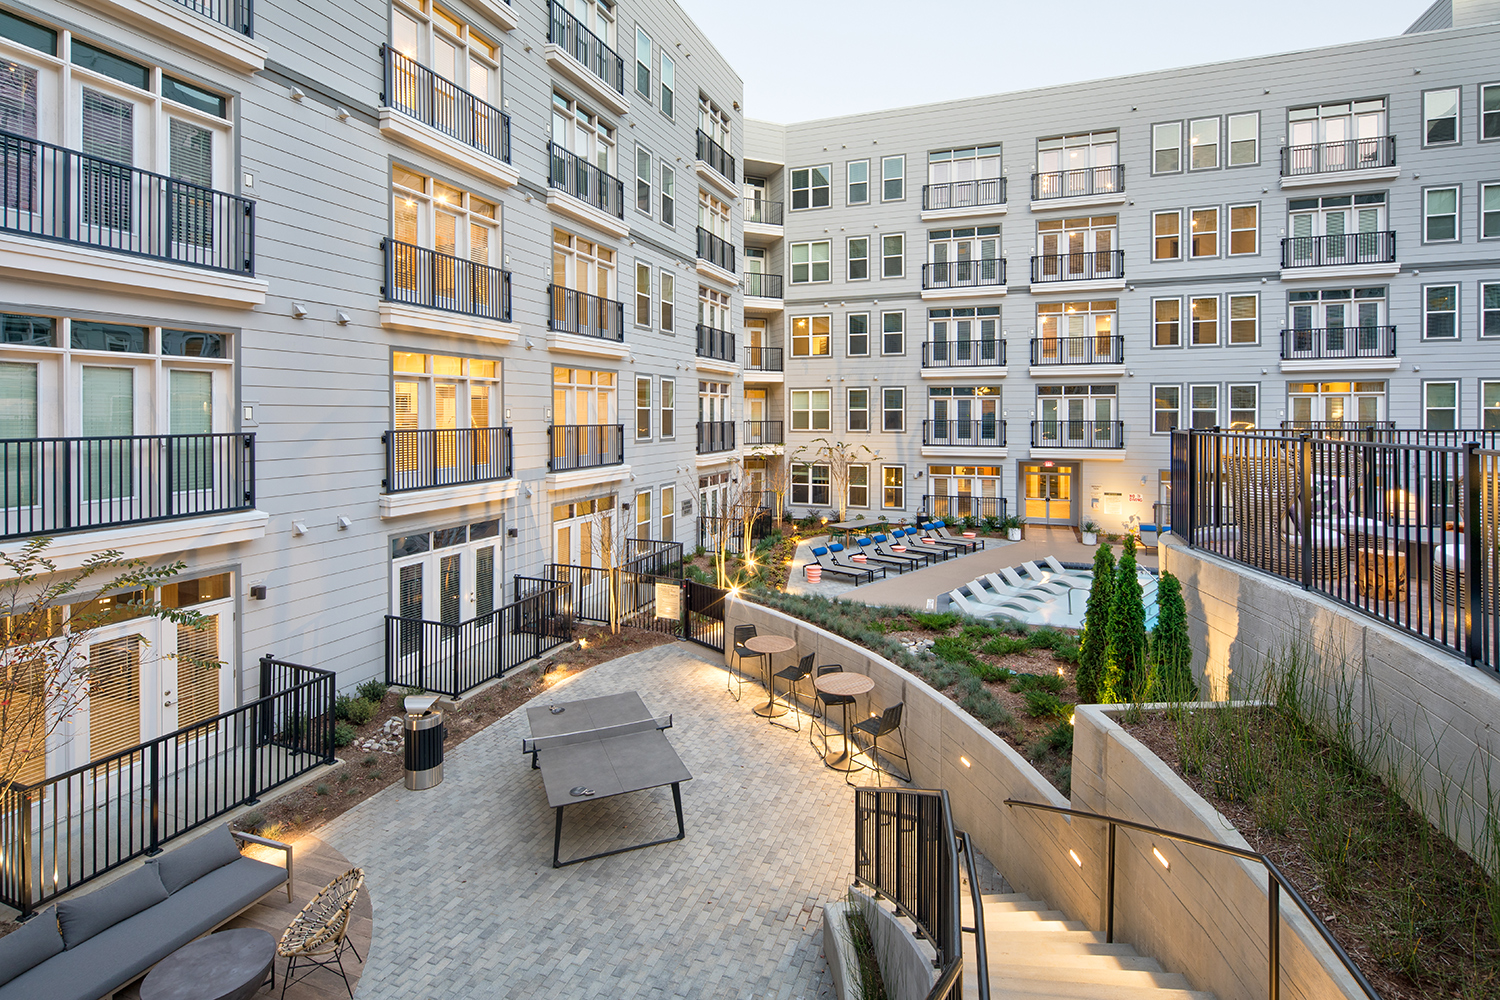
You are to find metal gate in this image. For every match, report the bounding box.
[685,579,726,651]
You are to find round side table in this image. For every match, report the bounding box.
[141,928,276,1000]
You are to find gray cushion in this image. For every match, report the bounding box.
[150,823,243,895]
[54,864,168,949]
[0,907,62,986]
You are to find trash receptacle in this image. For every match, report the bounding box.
[403,694,444,790]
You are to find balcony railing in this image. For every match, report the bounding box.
[697,420,736,455]
[0,433,255,541]
[548,284,624,341]
[547,0,624,95]
[1031,164,1123,201]
[1030,249,1124,284]
[922,259,1006,291]
[744,272,783,299]
[922,339,1006,368]
[923,419,1007,448]
[743,420,784,446]
[383,426,513,493]
[169,0,253,34]
[745,345,783,371]
[697,226,736,273]
[548,423,624,472]
[0,129,254,274]
[923,494,1008,521]
[1031,419,1124,449]
[1281,231,1396,269]
[383,47,510,164]
[1030,334,1124,366]
[1281,136,1396,177]
[547,141,624,219]
[922,177,1007,212]
[1280,325,1397,361]
[1280,419,1397,431]
[744,199,783,226]
[696,323,736,362]
[696,129,735,184]
[384,239,512,321]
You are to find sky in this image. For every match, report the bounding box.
[670,0,1427,123]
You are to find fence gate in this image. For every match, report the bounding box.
[684,579,726,651]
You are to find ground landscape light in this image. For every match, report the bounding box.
[1153,847,1171,870]
[960,756,971,767]
[1069,849,1082,868]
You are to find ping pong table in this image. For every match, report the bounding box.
[523,691,692,867]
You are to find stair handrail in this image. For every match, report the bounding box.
[1003,799,1382,1000]
[954,830,991,1000]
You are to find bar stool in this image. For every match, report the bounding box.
[729,624,761,702]
[771,652,814,731]
[847,702,911,786]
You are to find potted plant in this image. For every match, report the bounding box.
[1081,519,1100,546]
[999,514,1023,541]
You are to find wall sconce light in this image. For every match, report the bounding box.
[335,107,350,120]
[289,86,305,101]
[250,585,268,600]
[507,527,519,538]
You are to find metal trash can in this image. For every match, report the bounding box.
[403,694,445,790]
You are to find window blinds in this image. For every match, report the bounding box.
[81,367,132,436]
[175,617,220,732]
[81,89,133,230]
[89,635,142,761]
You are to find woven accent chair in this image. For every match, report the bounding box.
[278,867,365,999]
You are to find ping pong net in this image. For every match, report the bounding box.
[522,715,673,756]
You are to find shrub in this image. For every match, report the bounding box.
[1026,628,1069,651]
[911,610,960,630]
[1031,720,1075,758]
[961,687,1013,729]
[972,662,1016,683]
[356,679,389,705]
[1151,572,1198,702]
[1076,543,1116,705]
[315,784,329,796]
[1106,536,1149,702]
[1023,689,1072,720]
[932,635,979,666]
[1012,672,1066,695]
[333,722,357,747]
[344,698,377,726]
[979,634,1030,657]
[361,753,379,767]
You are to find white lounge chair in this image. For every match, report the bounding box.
[973,577,1048,610]
[947,590,1007,619]
[1043,556,1092,580]
[1022,560,1091,589]
[996,566,1072,597]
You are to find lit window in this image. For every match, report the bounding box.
[1190,207,1218,258]
[1153,298,1181,347]
[1190,384,1218,428]
[791,315,831,357]
[1189,117,1219,169]
[1153,385,1180,433]
[1229,204,1258,255]
[882,465,905,509]
[1228,294,1258,345]
[1228,384,1258,428]
[1153,211,1180,261]
[1190,296,1218,346]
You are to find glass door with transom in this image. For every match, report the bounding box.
[1037,216,1116,280]
[1287,381,1386,425]
[1036,385,1116,447]
[928,387,1001,446]
[927,227,1000,287]
[392,520,503,626]
[551,496,615,569]
[927,465,1003,519]
[1287,289,1386,357]
[1022,463,1074,524]
[1287,194,1385,265]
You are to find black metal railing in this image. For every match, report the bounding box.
[169,0,253,34]
[1280,325,1396,361]
[383,239,512,321]
[923,419,1007,448]
[383,46,510,163]
[547,141,625,219]
[548,423,624,472]
[696,324,735,362]
[1031,163,1124,201]
[744,199,783,226]
[696,226,736,273]
[923,494,1009,521]
[1029,334,1124,366]
[546,0,624,95]
[0,433,255,541]
[383,427,513,493]
[744,272,783,299]
[697,420,736,455]
[745,346,784,371]
[922,259,1006,291]
[1281,231,1396,269]
[548,284,624,340]
[1031,419,1125,449]
[1280,419,1397,432]
[0,129,255,274]
[0,655,332,916]
[1030,249,1124,284]
[922,177,1007,212]
[698,510,774,556]
[743,420,783,446]
[696,129,735,184]
[1281,136,1396,177]
[922,339,1006,368]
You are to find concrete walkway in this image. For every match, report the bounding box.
[319,643,855,1000]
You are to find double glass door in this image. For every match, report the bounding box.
[1022,463,1073,524]
[929,391,1000,446]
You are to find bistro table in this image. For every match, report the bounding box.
[141,928,276,1000]
[813,670,875,770]
[744,633,798,718]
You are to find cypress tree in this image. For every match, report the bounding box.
[1075,542,1115,704]
[1151,572,1198,702]
[1106,536,1148,702]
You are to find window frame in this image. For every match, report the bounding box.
[1152,296,1182,348]
[1227,112,1259,167]
[634,26,651,100]
[1152,210,1181,261]
[847,159,870,205]
[1482,181,1500,240]
[1188,116,1220,171]
[1423,184,1459,244]
[659,164,674,226]
[659,270,674,332]
[635,145,651,216]
[1189,205,1220,259]
[1189,383,1219,429]
[847,463,870,509]
[846,388,870,432]
[882,233,905,279]
[634,375,651,439]
[1228,202,1259,255]
[634,261,651,328]
[847,312,870,357]
[790,462,831,507]
[847,235,870,281]
[881,154,905,202]
[1423,283,1459,340]
[659,376,674,437]
[1483,281,1500,339]
[1189,295,1219,347]
[1227,292,1259,346]
[881,310,905,357]
[1423,380,1459,430]
[1152,120,1183,175]
[882,387,905,433]
[1423,86,1461,147]
[882,464,905,510]
[659,51,674,119]
[1152,384,1181,434]
[1228,383,1259,429]
[790,389,832,432]
[1482,82,1500,142]
[790,165,831,211]
[790,315,831,357]
[790,240,831,284]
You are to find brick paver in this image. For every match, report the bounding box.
[319,643,854,999]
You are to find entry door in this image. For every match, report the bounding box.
[1022,464,1073,524]
[392,548,492,624]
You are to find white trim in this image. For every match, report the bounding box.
[695,356,739,376]
[1279,262,1402,282]
[1280,357,1402,373]
[378,109,520,188]
[743,370,784,385]
[379,478,520,518]
[86,0,267,73]
[744,295,784,316]
[1028,191,1127,213]
[1027,278,1127,295]
[743,221,783,242]
[0,232,268,308]
[380,302,520,344]
[920,284,1008,302]
[1027,364,1127,378]
[542,44,630,116]
[920,366,1007,380]
[919,204,1008,223]
[920,447,1008,459]
[0,510,269,571]
[546,463,632,489]
[695,162,739,200]
[546,329,631,360]
[695,452,738,469]
[545,189,632,239]
[696,259,739,287]
[1028,448,1126,462]
[469,0,519,31]
[1279,166,1400,189]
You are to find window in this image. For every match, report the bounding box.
[882,311,904,356]
[927,146,1003,200]
[634,146,651,214]
[882,466,905,510]
[882,388,905,432]
[659,271,674,331]
[391,0,501,106]
[1482,183,1500,239]
[1190,207,1218,258]
[550,229,616,334]
[634,27,651,99]
[791,241,830,283]
[1189,117,1219,170]
[1424,88,1459,145]
[392,166,501,295]
[1036,300,1117,361]
[1485,382,1500,428]
[927,307,1001,364]
[698,380,729,431]
[847,313,870,356]
[1190,296,1218,346]
[1287,99,1388,167]
[791,390,831,432]
[1190,384,1218,428]
[550,366,616,427]
[635,376,651,438]
[659,377,674,436]
[1288,380,1386,424]
[847,159,869,204]
[1152,122,1182,173]
[698,286,729,333]
[882,234,904,278]
[882,155,905,201]
[791,463,830,506]
[1153,298,1181,347]
[848,465,869,508]
[634,263,650,326]
[1424,186,1458,242]
[1153,211,1181,261]
[1485,282,1500,338]
[1035,131,1117,194]
[1228,204,1258,255]
[791,165,831,210]
[550,92,616,174]
[847,237,869,280]
[1425,284,1458,339]
[660,165,674,225]
[1228,294,1258,345]
[1227,113,1258,165]
[1153,386,1180,433]
[847,389,869,431]
[1425,382,1458,429]
[791,316,831,357]
[1485,84,1500,140]
[660,52,674,118]
[660,486,675,541]
[633,490,651,540]
[393,351,502,483]
[1228,384,1258,428]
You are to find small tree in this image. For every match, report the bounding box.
[1105,536,1148,703]
[584,499,634,633]
[792,439,878,524]
[1150,572,1198,702]
[747,451,789,523]
[1076,542,1115,705]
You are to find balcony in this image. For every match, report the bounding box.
[743,420,784,447]
[1279,325,1399,373]
[380,47,517,188]
[546,142,627,238]
[744,272,783,315]
[381,239,516,343]
[547,284,625,356]
[1029,250,1125,293]
[88,0,264,73]
[922,419,1007,451]
[921,178,1007,221]
[1280,136,1397,187]
[695,129,737,198]
[743,198,784,245]
[0,130,264,307]
[544,0,627,114]
[1029,335,1124,375]
[922,494,1008,520]
[744,346,783,383]
[697,420,736,456]
[696,324,737,372]
[1030,419,1125,454]
[696,226,737,281]
[1029,164,1124,210]
[548,423,624,473]
[921,339,1007,376]
[921,259,1007,300]
[380,427,516,516]
[1280,232,1398,281]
